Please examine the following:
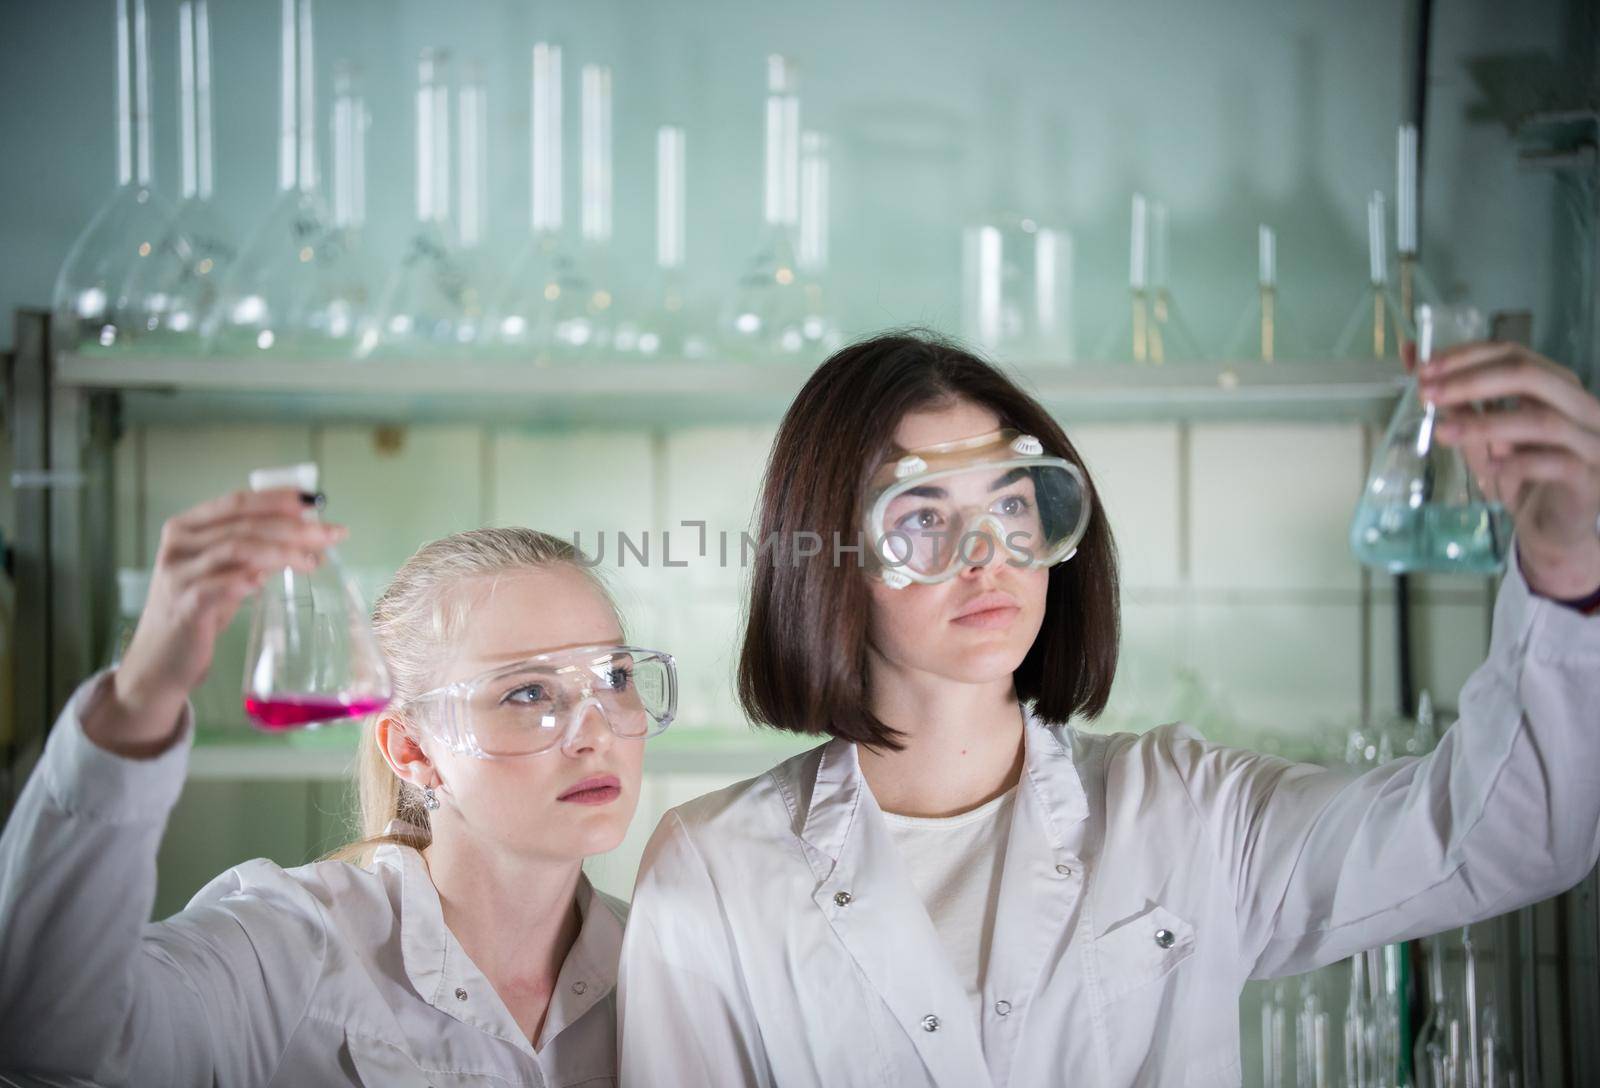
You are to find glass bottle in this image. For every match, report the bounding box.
[455,60,495,330]
[373,49,483,354]
[1349,303,1512,574]
[107,567,152,668]
[242,463,390,730]
[796,130,843,357]
[569,62,619,356]
[204,0,358,356]
[491,42,589,362]
[1144,200,1205,363]
[52,0,174,354]
[722,54,810,361]
[121,0,234,352]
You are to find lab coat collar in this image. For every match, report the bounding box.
[374,821,623,1052]
[797,700,1090,874]
[792,702,1091,1088]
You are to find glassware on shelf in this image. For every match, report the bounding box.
[205,0,364,357]
[1349,303,1512,574]
[120,0,234,352]
[1092,193,1156,363]
[567,62,620,356]
[961,212,1074,364]
[455,60,495,324]
[615,125,710,360]
[1395,123,1446,322]
[372,49,484,355]
[722,54,810,361]
[1334,192,1411,360]
[52,0,175,354]
[1144,200,1204,362]
[491,42,590,362]
[318,60,379,357]
[796,130,843,357]
[1225,225,1309,362]
[241,462,390,731]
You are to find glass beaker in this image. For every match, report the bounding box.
[721,54,810,361]
[962,212,1074,364]
[241,463,390,730]
[373,49,484,354]
[53,0,175,354]
[204,0,363,357]
[1349,303,1512,574]
[121,0,234,352]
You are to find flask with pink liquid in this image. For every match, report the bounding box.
[241,463,391,731]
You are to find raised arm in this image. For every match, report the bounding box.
[1165,537,1600,979]
[0,488,344,1083]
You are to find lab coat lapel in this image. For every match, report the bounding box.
[799,738,994,1088]
[982,705,1093,1085]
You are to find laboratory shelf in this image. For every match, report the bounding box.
[54,351,1406,426]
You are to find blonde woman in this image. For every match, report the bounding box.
[0,487,678,1086]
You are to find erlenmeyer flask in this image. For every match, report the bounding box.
[615,125,709,359]
[320,61,379,356]
[241,463,390,730]
[796,130,844,357]
[53,0,175,354]
[568,62,620,356]
[1350,303,1512,574]
[1092,194,1158,363]
[1224,225,1309,362]
[491,42,590,362]
[205,0,362,357]
[454,60,496,333]
[721,54,811,361]
[373,49,484,354]
[122,0,234,352]
[1333,193,1411,360]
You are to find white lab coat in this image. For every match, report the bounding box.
[0,669,627,1088]
[618,542,1600,1087]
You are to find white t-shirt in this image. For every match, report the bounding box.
[879,785,1017,1030]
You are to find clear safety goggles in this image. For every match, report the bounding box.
[398,644,677,759]
[863,428,1091,588]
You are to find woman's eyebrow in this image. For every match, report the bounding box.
[988,466,1029,491]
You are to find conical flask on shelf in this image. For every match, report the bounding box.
[614,125,709,359]
[721,54,810,361]
[1333,192,1411,359]
[1223,225,1309,361]
[1349,303,1512,574]
[491,42,591,362]
[204,0,365,356]
[122,0,234,352]
[242,463,391,731]
[373,49,484,354]
[52,0,175,353]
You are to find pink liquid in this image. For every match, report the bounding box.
[244,693,391,731]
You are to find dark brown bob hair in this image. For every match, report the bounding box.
[736,329,1120,751]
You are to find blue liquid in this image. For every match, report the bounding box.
[1349,500,1511,574]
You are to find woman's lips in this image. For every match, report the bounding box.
[558,774,622,805]
[951,591,1021,629]
[950,605,1021,629]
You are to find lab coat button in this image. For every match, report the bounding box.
[455,987,468,1001]
[1155,928,1176,949]
[921,1014,941,1032]
[994,999,1012,1016]
[572,981,587,995]
[833,890,853,907]
[1055,863,1073,876]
